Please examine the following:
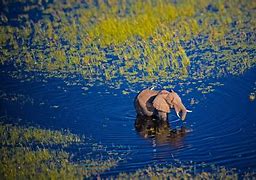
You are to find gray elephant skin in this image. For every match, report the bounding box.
[134,88,191,121]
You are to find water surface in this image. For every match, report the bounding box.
[1,65,255,176]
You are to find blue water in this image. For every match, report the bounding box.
[0,65,256,175]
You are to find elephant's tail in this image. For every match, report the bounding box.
[149,86,155,90]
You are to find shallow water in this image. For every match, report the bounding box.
[0,65,255,175]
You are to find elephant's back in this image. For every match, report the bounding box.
[137,89,158,103]
[134,89,158,116]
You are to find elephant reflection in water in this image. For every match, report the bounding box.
[135,115,188,146]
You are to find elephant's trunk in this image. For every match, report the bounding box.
[174,104,187,121]
[181,107,187,121]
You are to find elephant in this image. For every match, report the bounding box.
[134,88,191,121]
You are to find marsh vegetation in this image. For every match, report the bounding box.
[1,122,255,179]
[0,0,255,94]
[0,122,120,179]
[1,0,256,178]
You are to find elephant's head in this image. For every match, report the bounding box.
[152,90,191,120]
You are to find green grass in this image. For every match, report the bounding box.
[0,123,117,179]
[0,0,255,92]
[0,123,83,146]
[115,164,239,179]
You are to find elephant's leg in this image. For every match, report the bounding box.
[157,111,168,121]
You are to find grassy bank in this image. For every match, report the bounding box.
[0,123,117,179]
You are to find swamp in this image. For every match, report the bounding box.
[0,0,256,179]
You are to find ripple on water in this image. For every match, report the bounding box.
[179,69,256,171]
[1,65,256,175]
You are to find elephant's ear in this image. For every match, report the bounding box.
[153,91,170,113]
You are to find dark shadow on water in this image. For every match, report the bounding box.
[135,115,189,147]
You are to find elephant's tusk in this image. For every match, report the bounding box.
[186,110,192,113]
[176,111,181,118]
